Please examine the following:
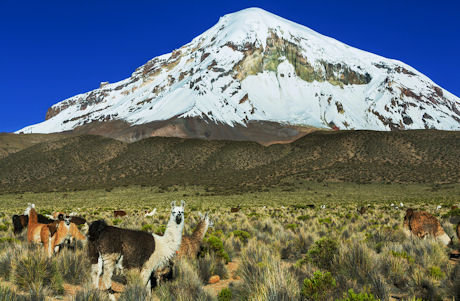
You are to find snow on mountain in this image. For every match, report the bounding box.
[17,7,460,139]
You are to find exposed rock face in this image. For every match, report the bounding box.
[18,8,460,141]
[403,209,451,245]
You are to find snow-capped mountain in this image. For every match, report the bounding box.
[18,8,460,142]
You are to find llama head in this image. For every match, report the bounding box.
[57,213,71,226]
[24,203,35,215]
[170,200,185,225]
[198,212,213,227]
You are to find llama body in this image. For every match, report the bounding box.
[177,212,212,258]
[12,212,54,235]
[88,201,185,294]
[403,208,451,245]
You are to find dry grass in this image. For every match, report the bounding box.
[0,186,458,300]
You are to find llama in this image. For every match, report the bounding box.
[88,200,185,295]
[12,211,54,235]
[230,205,241,213]
[177,212,212,258]
[26,204,60,257]
[153,212,212,286]
[145,208,157,217]
[114,210,127,218]
[403,208,451,245]
[26,204,86,257]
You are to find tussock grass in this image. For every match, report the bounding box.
[0,185,458,299]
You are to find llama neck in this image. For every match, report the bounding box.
[161,216,184,250]
[191,220,209,242]
[28,208,38,226]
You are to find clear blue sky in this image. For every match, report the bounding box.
[1,0,459,132]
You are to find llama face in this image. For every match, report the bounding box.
[63,215,71,226]
[170,200,185,225]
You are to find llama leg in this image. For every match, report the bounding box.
[91,255,103,289]
[101,254,118,291]
[140,268,153,294]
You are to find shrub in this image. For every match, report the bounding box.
[285,223,298,231]
[318,218,332,225]
[154,224,166,235]
[428,266,445,281]
[300,270,336,300]
[391,250,414,263]
[0,224,8,231]
[112,218,122,226]
[141,224,153,231]
[204,235,230,263]
[337,289,379,301]
[217,288,232,301]
[306,237,338,270]
[232,230,251,243]
[297,215,309,221]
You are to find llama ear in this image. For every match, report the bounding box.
[181,200,186,208]
[204,212,208,218]
[198,212,203,218]
[171,201,176,208]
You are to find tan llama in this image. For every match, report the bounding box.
[177,212,213,258]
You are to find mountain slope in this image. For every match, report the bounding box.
[17,8,460,142]
[1,130,459,193]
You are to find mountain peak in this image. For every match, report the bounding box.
[17,8,460,141]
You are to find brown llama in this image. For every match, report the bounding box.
[114,210,127,218]
[178,212,213,258]
[230,205,241,213]
[403,208,451,245]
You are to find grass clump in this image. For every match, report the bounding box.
[337,289,379,301]
[301,270,336,300]
[12,250,64,295]
[217,288,232,301]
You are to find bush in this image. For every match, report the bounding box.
[217,288,232,301]
[155,224,166,235]
[204,235,230,263]
[337,289,379,301]
[112,218,122,226]
[301,271,336,300]
[285,223,298,231]
[306,237,338,270]
[428,266,445,280]
[297,215,309,221]
[141,224,153,231]
[232,230,251,243]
